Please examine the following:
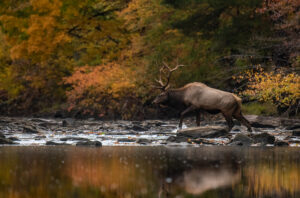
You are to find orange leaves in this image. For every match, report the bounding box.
[30,0,62,16]
[64,62,137,115]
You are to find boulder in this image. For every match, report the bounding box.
[60,137,90,141]
[8,137,20,141]
[136,138,152,144]
[76,140,102,147]
[246,115,279,129]
[292,129,300,136]
[229,134,253,146]
[62,118,75,127]
[191,138,219,145]
[177,126,228,138]
[117,138,136,142]
[131,125,148,131]
[23,125,39,133]
[274,140,289,147]
[46,141,70,146]
[281,118,300,129]
[34,135,46,140]
[0,137,16,144]
[166,136,189,143]
[251,133,275,144]
[286,124,300,130]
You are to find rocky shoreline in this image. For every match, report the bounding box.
[0,115,300,147]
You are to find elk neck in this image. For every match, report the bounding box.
[167,88,186,105]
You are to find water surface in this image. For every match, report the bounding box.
[0,146,300,198]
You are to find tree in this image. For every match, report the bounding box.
[256,0,300,67]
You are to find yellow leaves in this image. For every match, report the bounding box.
[235,66,300,107]
[1,0,71,62]
[0,67,24,98]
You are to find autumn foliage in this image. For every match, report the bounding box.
[0,0,299,117]
[234,66,300,114]
[64,63,140,119]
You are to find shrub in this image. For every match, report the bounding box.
[234,66,300,115]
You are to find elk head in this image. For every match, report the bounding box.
[153,62,184,105]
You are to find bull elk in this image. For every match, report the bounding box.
[153,62,252,132]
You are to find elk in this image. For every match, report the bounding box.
[153,62,252,132]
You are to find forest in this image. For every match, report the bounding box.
[0,0,299,119]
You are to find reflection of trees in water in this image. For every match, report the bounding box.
[0,147,70,198]
[0,147,300,198]
[65,147,243,197]
[65,147,162,197]
[244,149,300,198]
[157,147,242,197]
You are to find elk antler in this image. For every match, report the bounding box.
[153,62,185,90]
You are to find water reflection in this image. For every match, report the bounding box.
[0,146,300,198]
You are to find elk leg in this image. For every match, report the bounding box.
[222,113,234,132]
[196,110,201,126]
[233,113,252,132]
[179,106,197,129]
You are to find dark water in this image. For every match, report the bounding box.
[0,146,300,198]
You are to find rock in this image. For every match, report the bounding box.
[62,120,68,127]
[8,137,20,141]
[117,138,136,142]
[292,129,300,136]
[177,126,228,138]
[251,133,275,144]
[232,127,241,132]
[274,140,289,146]
[246,115,279,129]
[76,140,102,147]
[230,134,253,146]
[286,124,300,130]
[0,137,16,144]
[281,118,300,128]
[166,136,189,143]
[136,138,152,144]
[34,135,46,140]
[191,138,218,145]
[30,118,46,122]
[46,141,70,146]
[60,137,90,141]
[131,125,147,131]
[153,121,163,126]
[23,125,39,133]
[62,118,75,127]
[0,133,5,138]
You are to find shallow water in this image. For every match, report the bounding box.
[0,146,300,198]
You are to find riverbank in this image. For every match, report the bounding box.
[1,115,300,147]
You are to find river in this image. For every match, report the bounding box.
[0,146,300,198]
